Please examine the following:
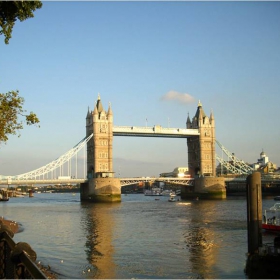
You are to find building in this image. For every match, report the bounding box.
[216,150,278,175]
[160,167,190,178]
[252,150,277,174]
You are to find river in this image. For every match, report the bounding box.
[0,192,278,279]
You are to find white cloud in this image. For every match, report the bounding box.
[160,91,195,104]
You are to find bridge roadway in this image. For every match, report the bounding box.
[0,177,195,187]
[0,175,257,187]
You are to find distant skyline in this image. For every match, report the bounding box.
[1,1,280,177]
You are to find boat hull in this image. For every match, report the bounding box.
[262,223,280,232]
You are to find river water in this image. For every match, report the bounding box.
[0,193,278,279]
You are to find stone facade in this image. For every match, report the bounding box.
[82,94,121,202]
[181,176,226,199]
[186,101,216,178]
[80,178,121,202]
[86,94,114,178]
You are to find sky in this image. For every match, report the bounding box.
[1,1,280,178]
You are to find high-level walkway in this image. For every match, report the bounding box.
[113,125,199,138]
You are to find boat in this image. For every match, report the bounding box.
[274,196,280,201]
[144,188,162,196]
[168,192,178,202]
[161,189,173,196]
[15,194,25,197]
[175,190,181,196]
[168,196,177,202]
[262,203,280,232]
[0,191,9,201]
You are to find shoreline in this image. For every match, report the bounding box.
[0,217,57,278]
[0,217,19,234]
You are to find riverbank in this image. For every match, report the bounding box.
[0,217,19,233]
[0,217,57,278]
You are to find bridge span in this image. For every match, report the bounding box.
[0,177,194,187]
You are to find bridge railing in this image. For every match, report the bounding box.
[0,223,46,279]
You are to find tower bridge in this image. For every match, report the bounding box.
[0,94,255,201]
[82,95,222,202]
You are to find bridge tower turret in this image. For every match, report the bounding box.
[86,93,114,178]
[187,101,216,178]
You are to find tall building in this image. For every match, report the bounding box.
[86,94,114,178]
[186,101,216,177]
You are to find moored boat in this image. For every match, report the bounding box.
[0,190,9,201]
[274,196,280,201]
[168,196,177,202]
[161,189,173,196]
[262,203,280,232]
[168,192,178,202]
[144,188,162,196]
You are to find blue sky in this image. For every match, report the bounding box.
[1,1,280,178]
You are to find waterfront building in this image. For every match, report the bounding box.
[216,150,278,175]
[252,150,277,173]
[160,167,189,177]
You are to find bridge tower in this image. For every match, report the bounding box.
[186,100,216,178]
[81,94,121,203]
[86,93,113,177]
[184,101,226,199]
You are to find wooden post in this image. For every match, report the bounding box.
[246,172,262,254]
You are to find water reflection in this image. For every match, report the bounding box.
[184,201,218,278]
[81,202,118,279]
[5,193,251,279]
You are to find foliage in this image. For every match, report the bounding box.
[0,1,42,44]
[0,90,40,144]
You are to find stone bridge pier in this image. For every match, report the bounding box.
[181,177,226,199]
[80,177,121,202]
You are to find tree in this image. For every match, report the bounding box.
[0,1,42,144]
[0,90,40,144]
[0,1,42,44]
